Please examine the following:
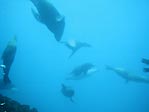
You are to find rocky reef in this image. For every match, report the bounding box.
[0,94,38,112]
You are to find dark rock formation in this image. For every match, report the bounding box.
[0,94,38,112]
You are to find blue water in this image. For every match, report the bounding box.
[0,0,149,112]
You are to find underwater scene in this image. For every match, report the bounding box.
[0,0,149,112]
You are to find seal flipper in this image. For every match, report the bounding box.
[68,49,78,59]
[31,8,43,24]
[61,83,66,89]
[3,74,11,85]
[70,97,74,103]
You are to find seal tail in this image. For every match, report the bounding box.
[70,97,75,103]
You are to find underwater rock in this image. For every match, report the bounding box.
[0,94,38,112]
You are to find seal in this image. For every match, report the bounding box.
[30,0,65,41]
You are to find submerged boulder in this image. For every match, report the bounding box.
[0,94,38,112]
